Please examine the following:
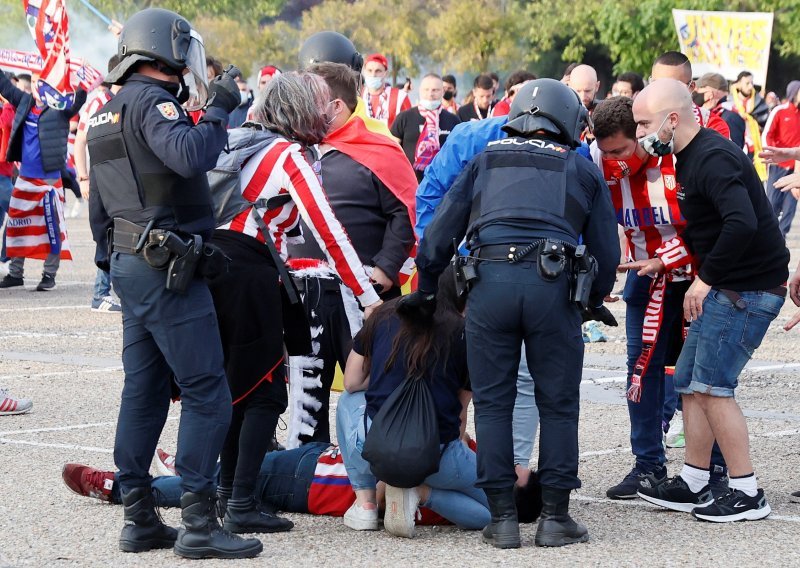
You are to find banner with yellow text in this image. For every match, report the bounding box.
[672,9,773,86]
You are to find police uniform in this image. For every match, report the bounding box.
[88,73,231,497]
[412,79,619,548]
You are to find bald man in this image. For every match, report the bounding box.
[568,64,601,111]
[649,51,730,139]
[631,79,789,523]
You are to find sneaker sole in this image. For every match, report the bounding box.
[606,491,640,500]
[343,514,379,531]
[384,485,416,538]
[692,503,771,523]
[91,307,121,313]
[0,407,32,415]
[173,541,263,559]
[637,491,710,513]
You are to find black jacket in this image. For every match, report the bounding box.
[0,72,86,173]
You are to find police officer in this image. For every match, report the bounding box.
[86,8,261,560]
[405,79,619,548]
[298,31,364,72]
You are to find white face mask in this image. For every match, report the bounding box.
[363,75,384,91]
[638,114,675,157]
[240,91,249,105]
[419,99,442,111]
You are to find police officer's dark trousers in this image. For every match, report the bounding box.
[111,251,232,495]
[465,261,583,491]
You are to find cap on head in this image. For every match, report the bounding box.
[365,53,388,70]
[299,31,363,72]
[503,78,589,147]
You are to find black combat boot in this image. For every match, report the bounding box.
[534,486,589,547]
[481,488,521,549]
[223,495,295,533]
[173,492,263,559]
[216,486,232,520]
[119,487,178,553]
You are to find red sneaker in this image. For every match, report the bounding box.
[155,449,177,476]
[62,464,114,501]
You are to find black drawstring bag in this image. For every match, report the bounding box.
[362,377,441,488]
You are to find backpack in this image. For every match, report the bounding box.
[362,377,441,488]
[207,126,281,227]
[207,126,311,353]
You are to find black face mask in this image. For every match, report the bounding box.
[692,91,707,107]
[443,91,454,101]
[175,76,191,104]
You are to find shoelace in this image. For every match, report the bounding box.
[150,487,169,525]
[87,470,112,494]
[711,488,739,506]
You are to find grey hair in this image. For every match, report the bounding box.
[251,71,331,146]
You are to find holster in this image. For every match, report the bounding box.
[164,234,203,293]
[452,255,478,298]
[570,244,598,310]
[537,239,568,281]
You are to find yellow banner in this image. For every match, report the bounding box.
[672,10,773,86]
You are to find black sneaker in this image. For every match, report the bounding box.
[637,475,713,512]
[709,474,730,498]
[0,275,23,288]
[36,273,55,291]
[692,488,771,522]
[606,466,667,500]
[791,490,800,504]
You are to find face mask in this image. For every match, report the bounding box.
[363,75,384,91]
[692,91,707,107]
[638,114,674,157]
[240,91,249,105]
[174,76,190,104]
[419,99,442,111]
[324,100,340,127]
[443,90,454,101]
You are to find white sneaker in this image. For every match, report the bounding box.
[383,485,420,538]
[666,413,685,448]
[343,502,379,531]
[154,448,178,477]
[0,390,32,415]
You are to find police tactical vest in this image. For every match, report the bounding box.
[86,84,215,237]
[466,137,586,243]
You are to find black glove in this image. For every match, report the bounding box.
[581,305,618,327]
[397,291,437,321]
[207,64,242,114]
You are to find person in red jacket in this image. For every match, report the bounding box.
[761,80,800,238]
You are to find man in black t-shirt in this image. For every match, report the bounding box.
[390,73,461,181]
[457,74,495,122]
[631,79,789,524]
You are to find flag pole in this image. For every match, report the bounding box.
[75,0,111,26]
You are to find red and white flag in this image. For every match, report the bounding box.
[0,49,103,92]
[23,0,74,110]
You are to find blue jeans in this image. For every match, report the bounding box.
[336,390,490,530]
[512,343,539,466]
[766,165,797,237]
[623,272,686,471]
[93,268,112,301]
[111,443,329,511]
[674,289,785,397]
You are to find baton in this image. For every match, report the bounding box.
[76,0,112,26]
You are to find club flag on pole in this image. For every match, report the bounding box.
[0,49,103,92]
[23,0,74,110]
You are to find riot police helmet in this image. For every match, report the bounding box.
[502,78,590,148]
[106,8,209,109]
[299,31,363,72]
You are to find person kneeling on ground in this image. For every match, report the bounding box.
[336,265,493,538]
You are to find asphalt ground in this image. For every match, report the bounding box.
[0,209,799,567]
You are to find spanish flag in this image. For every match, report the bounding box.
[323,104,418,291]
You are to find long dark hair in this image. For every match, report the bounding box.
[359,264,467,380]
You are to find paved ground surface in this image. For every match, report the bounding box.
[0,210,799,567]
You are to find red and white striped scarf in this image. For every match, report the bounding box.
[413,107,441,172]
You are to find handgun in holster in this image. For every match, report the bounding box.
[162,233,203,293]
[570,244,598,310]
[452,240,478,298]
